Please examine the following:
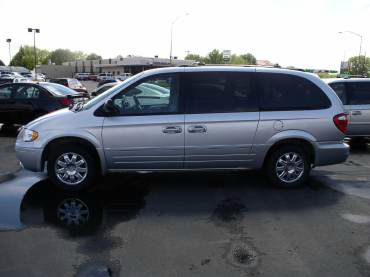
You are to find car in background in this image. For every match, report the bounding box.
[327,78,370,139]
[116,73,133,81]
[13,77,33,83]
[0,82,87,126]
[97,78,119,87]
[35,73,46,82]
[97,73,113,82]
[0,74,14,84]
[75,73,90,80]
[20,72,33,79]
[49,78,89,97]
[88,74,98,81]
[91,81,121,97]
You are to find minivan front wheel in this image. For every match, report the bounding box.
[266,145,310,188]
[48,144,96,191]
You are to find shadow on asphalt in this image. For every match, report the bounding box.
[0,124,19,138]
[19,171,343,237]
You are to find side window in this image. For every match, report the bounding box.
[112,74,178,115]
[346,82,370,105]
[329,82,347,104]
[14,86,43,99]
[258,73,331,110]
[183,72,258,114]
[0,86,13,99]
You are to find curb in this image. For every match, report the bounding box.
[0,165,22,184]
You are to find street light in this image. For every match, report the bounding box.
[28,28,40,76]
[169,13,189,65]
[6,38,11,66]
[338,30,363,75]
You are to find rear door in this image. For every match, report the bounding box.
[344,81,370,136]
[183,71,259,169]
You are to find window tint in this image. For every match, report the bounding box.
[259,73,331,110]
[329,82,347,104]
[346,82,370,105]
[14,85,43,99]
[183,72,258,114]
[0,86,13,99]
[112,74,178,115]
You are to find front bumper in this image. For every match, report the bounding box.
[314,141,349,166]
[15,145,43,172]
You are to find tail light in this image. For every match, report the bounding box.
[333,113,349,133]
[59,97,73,107]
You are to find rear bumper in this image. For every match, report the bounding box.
[314,141,349,166]
[15,146,43,172]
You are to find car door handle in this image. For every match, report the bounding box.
[188,125,207,133]
[162,126,182,134]
[352,110,362,116]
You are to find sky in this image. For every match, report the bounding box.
[0,0,370,71]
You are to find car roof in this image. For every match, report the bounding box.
[324,78,370,84]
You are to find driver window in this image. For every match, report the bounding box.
[112,74,178,115]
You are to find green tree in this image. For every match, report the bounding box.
[185,54,205,62]
[86,53,102,60]
[49,49,87,65]
[10,46,50,70]
[241,53,257,65]
[348,55,370,76]
[0,59,4,66]
[205,49,224,64]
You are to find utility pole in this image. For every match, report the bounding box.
[28,28,40,76]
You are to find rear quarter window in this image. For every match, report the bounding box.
[345,82,370,105]
[258,73,331,111]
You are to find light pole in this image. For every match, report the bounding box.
[339,30,363,75]
[169,13,189,65]
[6,38,12,66]
[28,28,40,76]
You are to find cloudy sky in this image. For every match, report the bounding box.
[0,0,369,70]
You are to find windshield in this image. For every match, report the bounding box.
[83,73,142,110]
[40,82,77,96]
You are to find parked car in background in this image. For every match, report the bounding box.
[97,73,113,82]
[0,74,15,84]
[327,78,370,139]
[13,77,32,83]
[97,78,119,87]
[91,81,121,97]
[116,73,133,81]
[35,73,46,82]
[88,74,98,81]
[0,82,87,126]
[75,73,90,80]
[15,67,349,191]
[49,78,89,97]
[20,72,33,79]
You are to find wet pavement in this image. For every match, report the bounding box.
[1,170,370,276]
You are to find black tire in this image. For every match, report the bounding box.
[265,145,311,188]
[47,143,97,191]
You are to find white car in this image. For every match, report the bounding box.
[97,73,114,82]
[75,73,90,80]
[116,73,133,81]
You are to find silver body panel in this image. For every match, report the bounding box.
[16,66,349,175]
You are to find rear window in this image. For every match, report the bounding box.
[258,73,331,111]
[40,83,77,96]
[50,79,68,86]
[346,82,370,105]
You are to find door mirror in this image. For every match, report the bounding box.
[103,98,119,115]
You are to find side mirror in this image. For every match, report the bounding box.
[103,99,119,115]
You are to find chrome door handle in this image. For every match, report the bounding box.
[162,126,182,134]
[188,125,207,133]
[352,110,362,116]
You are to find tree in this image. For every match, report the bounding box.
[0,59,4,66]
[10,46,50,70]
[86,53,102,60]
[205,49,224,64]
[240,53,257,65]
[49,49,87,65]
[348,55,370,76]
[185,54,205,62]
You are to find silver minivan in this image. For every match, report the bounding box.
[15,67,349,190]
[327,78,370,139]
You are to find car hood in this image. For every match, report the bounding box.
[25,108,75,130]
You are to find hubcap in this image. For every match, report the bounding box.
[57,198,89,226]
[55,152,88,185]
[275,152,304,183]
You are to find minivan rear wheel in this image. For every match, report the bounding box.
[266,145,310,188]
[48,144,96,191]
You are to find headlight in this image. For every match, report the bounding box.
[23,129,39,142]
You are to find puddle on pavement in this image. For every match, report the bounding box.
[20,174,149,236]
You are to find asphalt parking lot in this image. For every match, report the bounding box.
[2,127,370,276]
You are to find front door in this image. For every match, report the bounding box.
[0,84,16,124]
[182,71,260,169]
[102,73,184,170]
